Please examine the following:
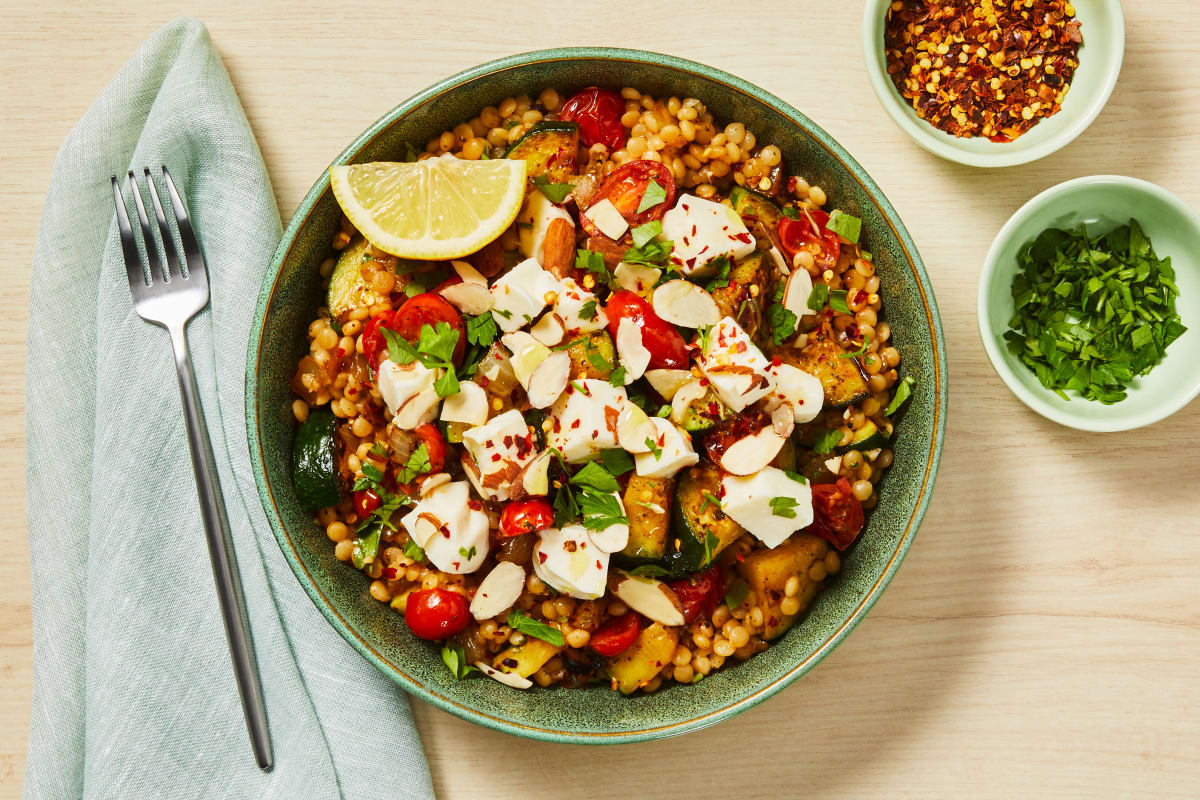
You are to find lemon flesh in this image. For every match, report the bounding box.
[329,155,527,260]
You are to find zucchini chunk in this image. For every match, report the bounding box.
[566,331,615,381]
[607,622,679,694]
[327,235,385,319]
[492,637,561,678]
[728,187,783,230]
[738,533,828,639]
[665,462,746,578]
[837,419,887,453]
[710,251,767,338]
[505,121,580,182]
[292,407,341,512]
[786,325,870,408]
[677,388,731,433]
[617,476,674,566]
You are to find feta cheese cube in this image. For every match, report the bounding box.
[398,480,490,574]
[552,278,606,337]
[659,194,756,277]
[490,257,558,332]
[634,416,699,479]
[583,198,629,240]
[545,379,626,463]
[461,409,539,501]
[765,363,824,424]
[533,525,610,600]
[696,316,775,412]
[518,189,574,267]
[377,358,437,417]
[720,466,814,549]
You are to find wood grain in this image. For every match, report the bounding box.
[2,2,1198,797]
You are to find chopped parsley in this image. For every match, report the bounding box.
[840,335,871,359]
[703,255,732,292]
[598,449,634,476]
[645,437,663,460]
[766,282,798,346]
[828,289,851,314]
[825,210,862,244]
[784,470,808,485]
[348,461,411,569]
[609,366,627,386]
[769,496,800,518]
[636,179,667,213]
[812,427,845,455]
[700,530,720,567]
[622,238,674,267]
[699,491,722,512]
[382,322,462,397]
[1004,220,1186,404]
[808,282,830,311]
[441,642,478,679]
[885,375,916,416]
[403,539,426,563]
[780,204,801,220]
[724,577,749,610]
[631,219,662,248]
[532,174,573,204]
[466,312,498,348]
[575,248,613,288]
[630,564,671,578]
[507,610,565,646]
[579,298,599,320]
[458,545,477,560]
[396,441,432,484]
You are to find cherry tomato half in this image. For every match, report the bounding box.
[499,499,556,538]
[778,210,841,273]
[559,87,625,151]
[808,477,865,551]
[589,612,641,657]
[404,588,471,640]
[354,488,382,518]
[361,309,396,370]
[580,160,676,239]
[668,565,726,625]
[390,292,467,365]
[412,423,447,476]
[604,290,689,369]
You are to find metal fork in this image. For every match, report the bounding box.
[112,167,273,772]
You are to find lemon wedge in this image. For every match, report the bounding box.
[329,155,527,260]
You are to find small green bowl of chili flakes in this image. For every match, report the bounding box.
[863,0,1124,168]
[979,176,1200,431]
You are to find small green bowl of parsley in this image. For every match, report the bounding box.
[979,176,1200,431]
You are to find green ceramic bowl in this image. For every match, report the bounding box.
[246,48,947,742]
[979,175,1200,431]
[862,0,1125,167]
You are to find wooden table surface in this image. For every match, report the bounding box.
[3,2,1198,797]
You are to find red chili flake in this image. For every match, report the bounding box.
[382,567,398,579]
[854,290,869,305]
[538,552,548,564]
[570,419,581,429]
[491,453,502,462]
[596,560,602,569]
[884,0,1081,141]
[731,232,751,243]
[468,499,482,511]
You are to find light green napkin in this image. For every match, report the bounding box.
[24,18,435,799]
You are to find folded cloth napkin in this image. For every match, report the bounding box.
[24,18,435,800]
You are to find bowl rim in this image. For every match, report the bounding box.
[860,0,1126,168]
[977,174,1200,432]
[246,46,949,743]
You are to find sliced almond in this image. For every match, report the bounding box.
[611,570,685,626]
[614,261,662,293]
[516,449,552,497]
[439,280,493,315]
[824,455,844,475]
[783,269,814,319]
[652,279,720,328]
[670,379,707,424]
[526,351,570,409]
[394,385,441,430]
[475,661,533,689]
[418,472,452,497]
[450,259,488,286]
[718,425,788,476]
[771,402,795,438]
[768,246,789,274]
[615,317,650,382]
[440,380,488,426]
[542,217,577,279]
[644,369,694,400]
[530,312,566,347]
[502,331,551,389]
[616,403,656,453]
[470,561,526,621]
[588,516,630,553]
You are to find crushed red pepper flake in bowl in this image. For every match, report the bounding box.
[884,0,1082,142]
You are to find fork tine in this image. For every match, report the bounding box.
[161,167,207,283]
[143,168,183,280]
[128,171,168,283]
[112,176,148,289]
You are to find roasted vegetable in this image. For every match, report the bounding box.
[606,622,679,694]
[618,475,673,566]
[292,408,340,512]
[710,251,767,337]
[784,325,870,408]
[738,533,828,639]
[677,387,731,433]
[504,121,579,181]
[566,331,616,380]
[665,462,746,577]
[492,637,560,678]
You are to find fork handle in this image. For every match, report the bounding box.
[168,322,274,772]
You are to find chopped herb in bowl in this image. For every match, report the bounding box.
[1004,219,1187,404]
